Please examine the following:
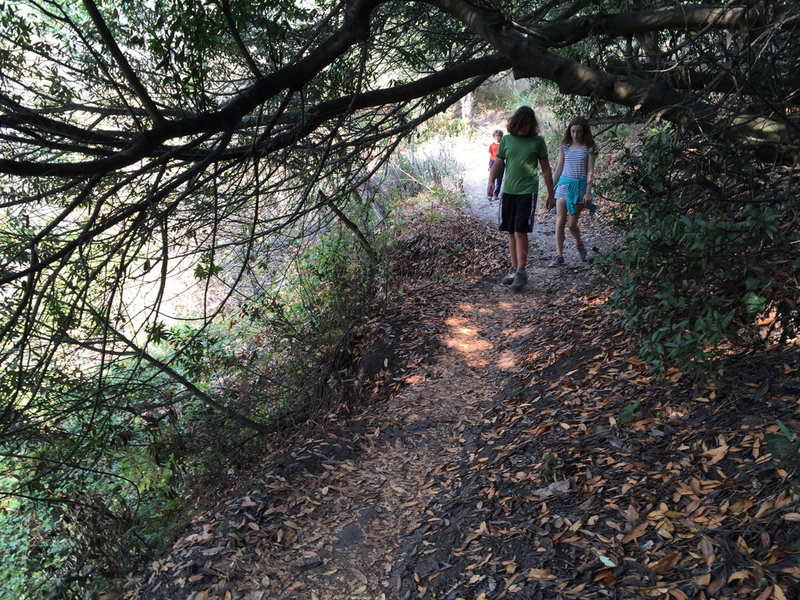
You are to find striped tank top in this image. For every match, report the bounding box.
[555,144,595,199]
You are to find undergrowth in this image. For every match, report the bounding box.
[596,123,800,376]
[0,130,482,599]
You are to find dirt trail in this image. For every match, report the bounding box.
[129,126,800,600]
[132,273,597,600]
[129,127,613,600]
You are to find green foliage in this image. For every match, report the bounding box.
[383,137,466,202]
[291,214,379,349]
[766,420,800,466]
[415,113,472,142]
[0,199,384,597]
[540,450,556,482]
[0,362,198,598]
[619,400,643,424]
[474,79,516,111]
[193,252,224,280]
[597,124,800,375]
[2,0,797,592]
[476,76,559,114]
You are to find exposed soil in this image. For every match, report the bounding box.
[127,130,800,600]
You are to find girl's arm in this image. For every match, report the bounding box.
[583,151,597,202]
[548,149,564,210]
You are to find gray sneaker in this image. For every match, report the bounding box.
[501,266,516,285]
[577,243,588,261]
[510,268,528,292]
[547,255,565,267]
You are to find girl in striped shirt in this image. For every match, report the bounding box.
[548,116,598,267]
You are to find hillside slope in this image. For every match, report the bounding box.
[127,134,800,600]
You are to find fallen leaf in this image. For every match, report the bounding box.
[700,537,715,567]
[527,568,556,580]
[622,522,647,544]
[706,578,725,594]
[728,570,749,583]
[599,554,617,567]
[350,568,368,584]
[755,586,772,600]
[781,512,800,522]
[651,552,680,574]
[532,479,570,497]
[625,504,639,522]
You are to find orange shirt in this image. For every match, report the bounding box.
[489,141,500,162]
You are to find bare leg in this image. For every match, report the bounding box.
[508,232,517,267]
[555,198,567,256]
[514,232,528,269]
[567,209,583,246]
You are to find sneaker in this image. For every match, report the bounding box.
[510,268,528,292]
[501,266,517,285]
[577,243,588,261]
[487,195,494,202]
[547,255,565,267]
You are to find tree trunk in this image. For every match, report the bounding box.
[461,90,475,124]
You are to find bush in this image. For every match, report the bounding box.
[0,199,384,599]
[0,113,477,599]
[597,123,799,375]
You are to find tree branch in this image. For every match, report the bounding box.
[220,0,262,79]
[0,52,509,176]
[427,0,800,154]
[540,3,800,47]
[82,0,166,127]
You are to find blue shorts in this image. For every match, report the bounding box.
[499,192,536,233]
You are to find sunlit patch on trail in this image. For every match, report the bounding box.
[496,350,519,370]
[498,300,516,311]
[509,325,536,339]
[444,316,493,362]
[456,301,494,315]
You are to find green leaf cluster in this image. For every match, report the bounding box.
[597,124,800,375]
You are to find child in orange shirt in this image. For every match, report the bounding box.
[488,129,504,202]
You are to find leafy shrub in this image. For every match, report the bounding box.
[415,112,472,142]
[0,199,384,599]
[597,124,799,375]
[0,111,473,599]
[384,137,465,200]
[0,392,191,600]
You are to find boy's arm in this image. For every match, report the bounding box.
[552,149,565,186]
[488,157,505,196]
[539,158,555,209]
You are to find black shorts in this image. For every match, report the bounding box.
[499,192,536,233]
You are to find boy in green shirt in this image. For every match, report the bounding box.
[487,106,554,292]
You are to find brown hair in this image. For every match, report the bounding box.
[506,106,539,137]
[560,115,595,149]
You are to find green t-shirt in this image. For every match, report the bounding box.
[496,134,548,195]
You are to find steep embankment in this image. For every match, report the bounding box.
[128,132,800,600]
